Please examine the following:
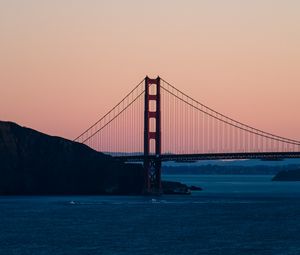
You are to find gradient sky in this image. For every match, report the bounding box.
[1,0,300,140]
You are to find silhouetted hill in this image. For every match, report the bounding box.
[0,121,144,195]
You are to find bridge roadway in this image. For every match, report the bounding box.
[115,152,300,162]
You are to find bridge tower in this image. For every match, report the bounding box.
[144,76,162,194]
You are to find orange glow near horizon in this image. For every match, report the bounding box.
[1,1,300,141]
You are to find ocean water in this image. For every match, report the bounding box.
[1,175,300,255]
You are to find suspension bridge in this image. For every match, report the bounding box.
[75,76,300,194]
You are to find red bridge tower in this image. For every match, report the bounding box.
[144,76,162,194]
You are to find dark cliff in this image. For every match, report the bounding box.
[0,121,144,195]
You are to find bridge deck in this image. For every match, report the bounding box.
[115,152,300,162]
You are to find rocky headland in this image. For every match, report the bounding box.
[0,121,192,195]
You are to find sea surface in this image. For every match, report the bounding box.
[1,174,300,255]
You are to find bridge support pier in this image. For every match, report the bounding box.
[144,76,162,195]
